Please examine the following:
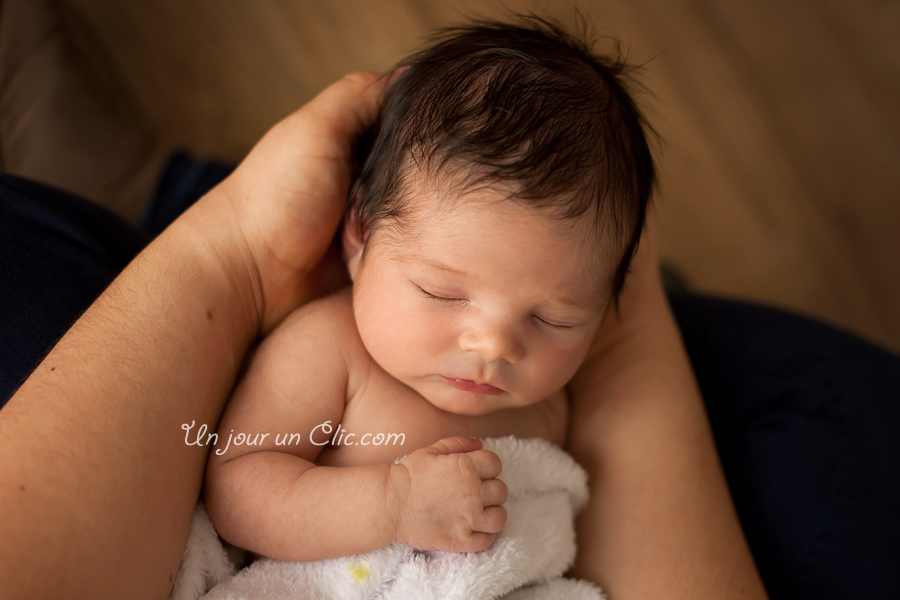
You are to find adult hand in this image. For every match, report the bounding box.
[566,208,768,599]
[583,207,666,365]
[179,71,394,333]
[0,72,395,600]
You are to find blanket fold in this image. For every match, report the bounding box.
[170,436,604,600]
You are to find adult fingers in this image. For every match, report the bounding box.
[296,71,394,155]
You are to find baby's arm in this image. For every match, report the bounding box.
[204,294,506,562]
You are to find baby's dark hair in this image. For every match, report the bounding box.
[347,15,655,303]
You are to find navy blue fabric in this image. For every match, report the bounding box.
[0,173,149,400]
[0,152,232,401]
[1,161,898,598]
[670,294,900,599]
[140,150,234,237]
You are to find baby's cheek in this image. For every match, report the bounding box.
[360,305,434,375]
[528,346,582,393]
[393,312,447,364]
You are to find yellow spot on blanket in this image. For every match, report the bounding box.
[348,560,372,583]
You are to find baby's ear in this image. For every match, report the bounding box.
[342,214,366,282]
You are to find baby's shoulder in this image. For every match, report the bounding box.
[248,287,375,411]
[270,287,360,350]
[282,286,354,326]
[298,288,375,403]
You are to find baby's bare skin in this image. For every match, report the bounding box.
[207,174,609,563]
[204,287,567,562]
[319,289,568,467]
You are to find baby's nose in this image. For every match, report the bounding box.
[458,325,523,364]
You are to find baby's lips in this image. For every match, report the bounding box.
[441,376,504,395]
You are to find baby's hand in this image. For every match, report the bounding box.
[387,437,508,553]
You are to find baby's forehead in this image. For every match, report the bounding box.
[404,176,614,246]
[395,247,613,314]
[379,195,616,310]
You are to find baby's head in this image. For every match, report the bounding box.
[343,16,655,415]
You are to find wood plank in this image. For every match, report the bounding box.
[66,0,900,351]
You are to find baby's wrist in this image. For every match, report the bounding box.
[385,462,412,544]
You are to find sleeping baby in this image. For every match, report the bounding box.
[203,14,654,581]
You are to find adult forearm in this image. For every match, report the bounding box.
[207,452,396,562]
[0,192,259,600]
[567,288,767,599]
[0,71,410,599]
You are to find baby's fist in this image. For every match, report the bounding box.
[387,437,508,553]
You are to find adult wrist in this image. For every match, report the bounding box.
[166,185,268,343]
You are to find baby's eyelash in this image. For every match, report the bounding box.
[418,286,463,303]
[536,317,575,330]
[416,285,575,328]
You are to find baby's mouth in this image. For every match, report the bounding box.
[440,376,504,395]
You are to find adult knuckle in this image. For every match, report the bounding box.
[341,71,377,86]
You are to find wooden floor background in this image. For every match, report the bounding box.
[69,0,900,354]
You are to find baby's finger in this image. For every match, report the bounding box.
[480,477,508,507]
[460,531,496,554]
[428,436,483,456]
[467,449,502,480]
[474,505,508,534]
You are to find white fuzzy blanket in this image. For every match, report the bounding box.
[169,437,604,600]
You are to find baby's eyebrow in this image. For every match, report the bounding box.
[541,294,607,314]
[415,257,467,276]
[547,297,594,311]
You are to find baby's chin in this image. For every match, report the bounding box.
[419,386,525,417]
[431,399,499,417]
